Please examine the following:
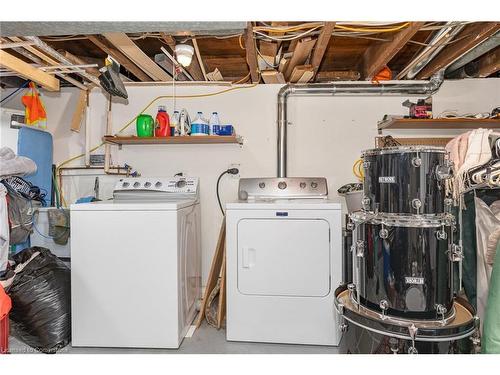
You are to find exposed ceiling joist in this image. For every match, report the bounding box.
[159,33,205,81]
[417,22,500,79]
[59,50,100,77]
[244,22,259,83]
[192,38,208,81]
[88,35,152,82]
[310,22,336,79]
[0,22,246,37]
[283,38,316,80]
[0,50,59,91]
[103,33,171,81]
[363,22,424,80]
[477,46,500,77]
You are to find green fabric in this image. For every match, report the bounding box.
[482,241,500,354]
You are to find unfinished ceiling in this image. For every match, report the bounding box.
[0,21,499,91]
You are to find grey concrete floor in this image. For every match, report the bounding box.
[8,323,340,354]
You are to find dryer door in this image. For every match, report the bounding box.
[237,218,331,297]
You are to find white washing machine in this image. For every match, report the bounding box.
[226,177,342,346]
[70,176,201,349]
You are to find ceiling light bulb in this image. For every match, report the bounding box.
[175,44,194,67]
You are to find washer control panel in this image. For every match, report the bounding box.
[113,177,199,200]
[238,177,328,200]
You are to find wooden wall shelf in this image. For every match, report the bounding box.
[103,135,243,146]
[378,117,500,133]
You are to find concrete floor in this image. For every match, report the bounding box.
[8,323,340,354]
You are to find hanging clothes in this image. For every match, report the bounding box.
[0,184,8,274]
[475,197,500,331]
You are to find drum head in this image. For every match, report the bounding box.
[335,285,477,342]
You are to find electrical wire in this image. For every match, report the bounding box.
[0,80,29,104]
[216,168,239,216]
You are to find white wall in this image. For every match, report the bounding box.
[1,78,499,283]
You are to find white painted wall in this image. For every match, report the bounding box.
[1,78,499,283]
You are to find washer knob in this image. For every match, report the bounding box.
[133,182,140,188]
[278,181,287,190]
[155,181,162,188]
[144,182,152,188]
[122,182,130,188]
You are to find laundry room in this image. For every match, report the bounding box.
[1,3,500,374]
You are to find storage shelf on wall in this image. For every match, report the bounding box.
[103,134,243,146]
[378,117,500,133]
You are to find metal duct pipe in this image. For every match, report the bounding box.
[276,72,445,178]
[24,36,101,87]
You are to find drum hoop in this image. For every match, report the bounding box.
[350,211,455,227]
[362,146,447,157]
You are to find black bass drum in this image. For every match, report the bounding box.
[334,285,478,354]
[350,211,456,320]
[361,146,453,215]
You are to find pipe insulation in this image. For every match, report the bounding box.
[276,71,445,178]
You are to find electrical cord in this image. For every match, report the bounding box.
[216,168,239,216]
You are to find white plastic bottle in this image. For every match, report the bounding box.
[191,111,209,136]
[171,110,180,136]
[209,112,220,135]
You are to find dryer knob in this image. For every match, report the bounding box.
[133,182,140,188]
[176,180,186,188]
[278,181,287,190]
[311,181,318,189]
[144,182,152,188]
[122,182,130,188]
[155,182,162,188]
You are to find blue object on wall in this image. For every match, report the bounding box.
[17,126,53,206]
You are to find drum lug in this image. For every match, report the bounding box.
[448,244,463,262]
[379,299,389,319]
[436,225,448,240]
[347,283,357,304]
[379,226,389,239]
[362,160,370,169]
[355,240,365,258]
[411,157,422,167]
[346,221,355,231]
[339,322,348,333]
[436,164,453,181]
[435,304,447,325]
[411,198,422,213]
[407,324,419,354]
[361,196,371,210]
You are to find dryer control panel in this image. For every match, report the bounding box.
[238,177,328,200]
[113,176,199,200]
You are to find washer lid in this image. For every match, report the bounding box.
[70,199,197,211]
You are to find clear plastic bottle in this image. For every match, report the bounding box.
[209,112,220,135]
[171,110,180,136]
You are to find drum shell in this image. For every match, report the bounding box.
[362,150,449,215]
[353,219,453,319]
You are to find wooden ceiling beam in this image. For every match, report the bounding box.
[59,50,100,77]
[416,22,500,79]
[0,50,59,91]
[103,33,171,81]
[477,46,500,77]
[283,37,317,80]
[192,38,208,81]
[159,33,206,81]
[88,35,152,82]
[310,22,336,80]
[362,22,424,80]
[244,22,260,83]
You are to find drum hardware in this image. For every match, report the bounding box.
[436,164,453,181]
[411,198,422,213]
[411,156,422,167]
[379,226,389,239]
[346,221,355,231]
[389,337,399,354]
[379,300,389,319]
[407,324,419,354]
[362,196,371,210]
[435,304,448,326]
[362,161,371,169]
[448,244,464,262]
[339,322,348,333]
[355,240,365,258]
[350,211,455,228]
[436,225,448,240]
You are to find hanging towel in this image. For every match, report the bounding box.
[21,82,47,129]
[0,184,8,274]
[0,147,37,178]
[475,197,500,332]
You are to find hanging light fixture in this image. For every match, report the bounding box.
[174,44,194,67]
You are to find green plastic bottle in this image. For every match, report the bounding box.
[136,114,154,137]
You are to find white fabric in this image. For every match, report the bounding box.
[0,146,37,178]
[475,197,500,329]
[0,184,8,273]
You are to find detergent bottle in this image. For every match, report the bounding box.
[155,106,170,137]
[191,112,209,136]
[209,112,221,135]
[171,110,180,136]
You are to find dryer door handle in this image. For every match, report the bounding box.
[242,247,256,269]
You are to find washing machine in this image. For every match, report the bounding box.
[70,176,201,349]
[226,177,343,346]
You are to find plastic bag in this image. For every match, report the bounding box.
[1,180,34,245]
[7,246,71,353]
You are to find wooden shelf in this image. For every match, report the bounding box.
[378,117,500,132]
[103,134,243,146]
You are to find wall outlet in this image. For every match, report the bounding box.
[228,163,240,178]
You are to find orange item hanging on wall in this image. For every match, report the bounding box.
[372,66,392,84]
[21,82,47,129]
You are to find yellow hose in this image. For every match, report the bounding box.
[353,159,364,181]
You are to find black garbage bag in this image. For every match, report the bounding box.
[8,246,71,353]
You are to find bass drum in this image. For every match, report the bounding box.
[351,212,455,320]
[362,146,453,215]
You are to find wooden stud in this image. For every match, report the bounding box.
[363,22,424,80]
[244,22,260,83]
[316,70,361,81]
[70,90,87,132]
[417,22,500,79]
[477,46,500,77]
[88,35,152,82]
[192,38,208,81]
[261,70,285,84]
[103,33,171,81]
[0,50,59,91]
[284,38,317,80]
[310,22,336,79]
[216,246,226,329]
